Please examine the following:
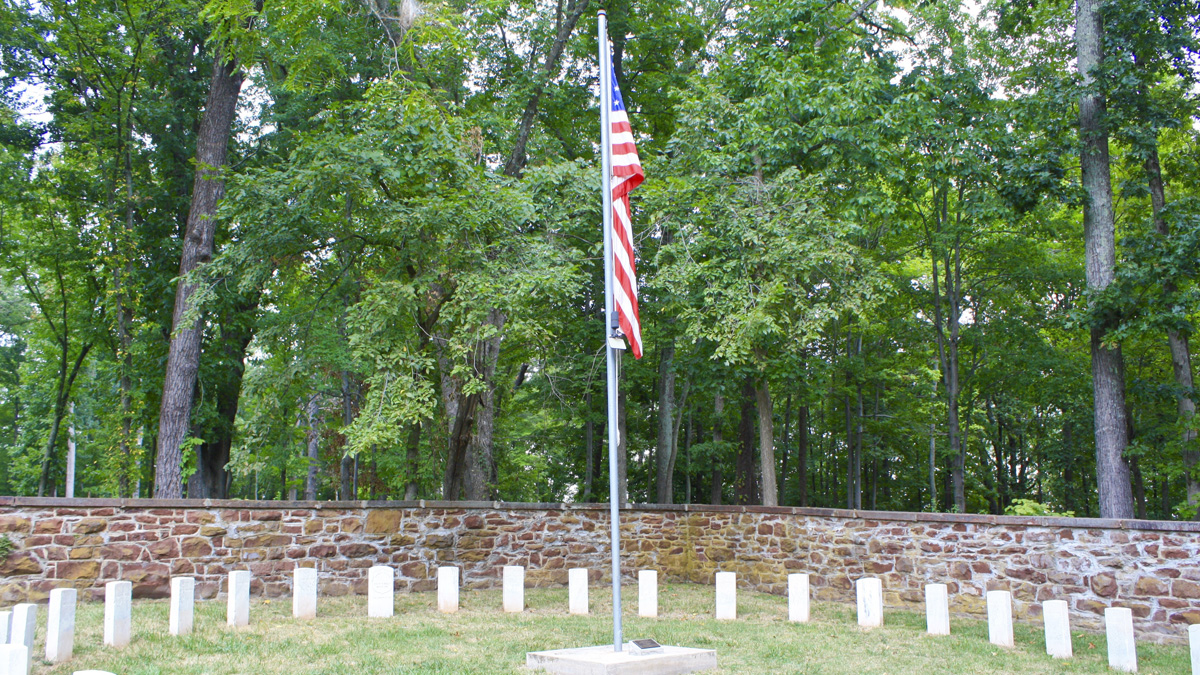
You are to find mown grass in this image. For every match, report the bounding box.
[24,583,1192,674]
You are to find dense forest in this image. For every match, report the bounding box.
[0,0,1197,520]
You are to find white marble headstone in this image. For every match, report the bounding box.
[568,568,588,616]
[638,570,658,618]
[0,610,10,645]
[293,567,318,619]
[715,572,736,620]
[856,577,883,628]
[1188,624,1199,675]
[925,583,949,635]
[227,570,251,627]
[788,573,810,623]
[103,580,132,648]
[1105,607,1138,673]
[437,567,459,614]
[10,605,35,651]
[986,590,1014,647]
[368,566,395,618]
[0,644,29,675]
[170,577,195,636]
[1043,599,1072,659]
[503,566,525,613]
[46,587,77,663]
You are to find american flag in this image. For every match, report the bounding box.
[608,70,644,359]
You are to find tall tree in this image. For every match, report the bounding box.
[154,48,246,498]
[1077,0,1134,518]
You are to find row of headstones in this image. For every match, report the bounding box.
[843,577,1158,672]
[0,583,128,675]
[2,568,1199,674]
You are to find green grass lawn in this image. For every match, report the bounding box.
[23,583,1192,674]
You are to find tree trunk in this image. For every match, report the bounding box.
[1078,0,1133,519]
[928,422,936,512]
[655,341,677,503]
[710,393,724,505]
[1062,421,1077,515]
[854,381,864,509]
[929,199,965,513]
[438,310,504,502]
[38,342,91,497]
[305,394,322,500]
[736,376,758,505]
[189,296,257,499]
[154,52,245,499]
[684,409,693,504]
[583,392,594,502]
[755,379,778,506]
[403,421,421,500]
[1145,146,1200,517]
[666,380,691,490]
[116,118,136,499]
[502,0,591,177]
[781,394,791,503]
[64,402,76,498]
[797,404,809,507]
[464,310,505,501]
[340,370,356,499]
[1131,456,1147,519]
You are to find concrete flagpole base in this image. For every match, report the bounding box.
[526,645,718,675]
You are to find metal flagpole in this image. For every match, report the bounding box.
[598,9,623,654]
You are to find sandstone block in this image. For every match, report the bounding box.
[33,518,62,534]
[58,561,100,580]
[1091,573,1118,598]
[1133,577,1167,597]
[1174,580,1200,599]
[0,554,41,576]
[72,519,107,534]
[365,510,402,534]
[0,517,31,534]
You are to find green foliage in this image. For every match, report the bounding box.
[1004,499,1075,518]
[0,0,1197,519]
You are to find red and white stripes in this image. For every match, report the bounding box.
[608,73,644,359]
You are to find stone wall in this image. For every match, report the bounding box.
[1,497,1198,644]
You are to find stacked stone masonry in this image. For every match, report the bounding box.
[0,497,1197,644]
